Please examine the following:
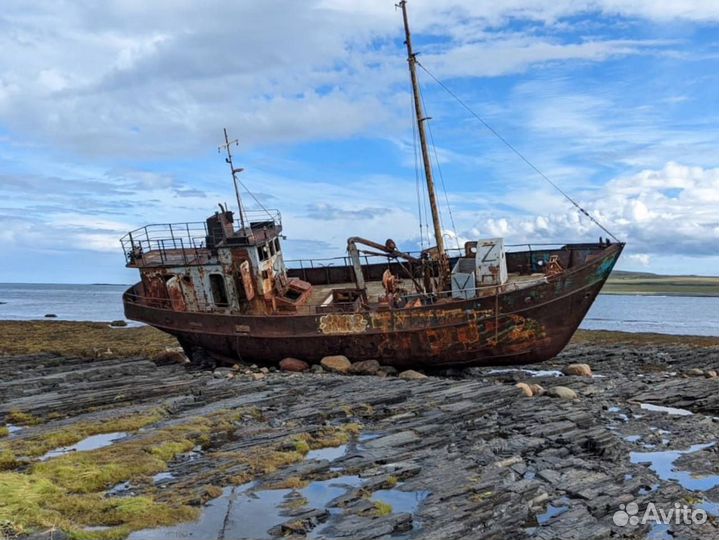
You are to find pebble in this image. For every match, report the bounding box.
[516,382,533,397]
[279,358,310,372]
[349,359,381,376]
[548,386,578,400]
[320,355,352,374]
[398,369,428,380]
[562,363,593,377]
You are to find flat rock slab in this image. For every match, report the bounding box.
[2,339,718,540]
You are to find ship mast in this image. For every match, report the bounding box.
[398,0,449,289]
[219,128,247,232]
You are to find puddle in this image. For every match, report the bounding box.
[306,445,348,462]
[130,476,364,540]
[358,433,381,443]
[647,523,672,540]
[631,443,719,491]
[372,488,430,516]
[130,431,429,540]
[638,484,659,495]
[525,498,570,533]
[536,498,570,524]
[697,499,718,517]
[640,403,694,416]
[107,481,132,496]
[6,424,22,436]
[153,472,175,484]
[40,432,127,460]
[625,435,642,443]
[487,368,563,378]
[608,407,630,422]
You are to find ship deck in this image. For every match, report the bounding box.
[306,272,547,306]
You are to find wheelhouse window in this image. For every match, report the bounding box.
[258,243,270,261]
[209,274,229,307]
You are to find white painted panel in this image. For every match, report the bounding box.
[475,238,508,286]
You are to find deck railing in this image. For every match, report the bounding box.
[120,210,283,266]
[120,222,210,266]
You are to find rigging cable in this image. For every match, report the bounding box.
[418,79,462,252]
[237,179,275,222]
[411,92,426,250]
[416,60,620,243]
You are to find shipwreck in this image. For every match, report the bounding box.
[121,1,623,369]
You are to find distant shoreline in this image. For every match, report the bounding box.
[599,291,719,298]
[603,271,718,297]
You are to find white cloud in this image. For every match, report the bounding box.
[467,162,719,259]
[0,0,707,158]
[628,253,651,266]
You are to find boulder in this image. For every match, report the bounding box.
[251,372,266,381]
[562,363,593,377]
[44,313,57,318]
[686,368,704,377]
[515,382,533,397]
[377,365,398,377]
[529,384,545,397]
[320,355,352,374]
[398,369,428,380]
[705,369,718,379]
[548,386,578,400]
[310,364,325,374]
[350,359,381,376]
[279,358,310,372]
[109,320,128,327]
[152,349,189,366]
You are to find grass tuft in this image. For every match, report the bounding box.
[6,411,41,426]
[373,501,393,516]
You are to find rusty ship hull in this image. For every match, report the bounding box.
[123,242,622,369]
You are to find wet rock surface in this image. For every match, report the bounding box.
[1,339,718,539]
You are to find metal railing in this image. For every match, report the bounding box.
[120,221,211,266]
[120,210,283,266]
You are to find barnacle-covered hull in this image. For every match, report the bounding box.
[123,242,622,369]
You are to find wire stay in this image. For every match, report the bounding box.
[415,60,620,243]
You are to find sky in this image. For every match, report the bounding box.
[0,0,717,284]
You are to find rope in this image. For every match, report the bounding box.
[416,60,620,243]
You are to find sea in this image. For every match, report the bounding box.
[0,283,717,337]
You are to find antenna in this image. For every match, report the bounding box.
[218,128,247,232]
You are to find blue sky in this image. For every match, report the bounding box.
[0,0,717,284]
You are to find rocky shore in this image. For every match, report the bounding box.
[0,324,717,540]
